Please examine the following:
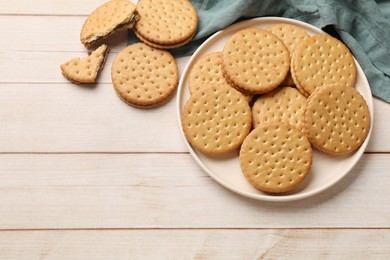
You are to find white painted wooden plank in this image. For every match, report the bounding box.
[0,83,386,152]
[366,98,390,152]
[0,16,128,52]
[0,0,135,15]
[0,84,186,152]
[0,153,389,229]
[0,51,189,84]
[0,51,115,84]
[0,229,389,259]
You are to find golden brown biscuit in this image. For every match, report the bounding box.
[240,122,312,193]
[60,44,108,84]
[111,43,178,108]
[303,84,370,155]
[252,86,307,131]
[291,34,357,95]
[188,52,253,103]
[134,0,198,45]
[80,0,138,47]
[268,23,309,87]
[182,85,252,155]
[222,28,290,94]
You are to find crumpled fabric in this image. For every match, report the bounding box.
[128,0,390,103]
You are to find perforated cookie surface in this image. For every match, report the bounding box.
[189,52,253,103]
[134,0,198,45]
[267,23,309,59]
[291,34,357,95]
[80,0,137,47]
[268,23,309,87]
[182,85,252,155]
[222,28,289,94]
[304,84,370,155]
[189,52,231,94]
[111,43,178,108]
[252,87,307,131]
[60,44,108,84]
[240,122,312,193]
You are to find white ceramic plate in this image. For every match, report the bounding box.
[177,17,374,202]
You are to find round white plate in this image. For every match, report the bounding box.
[176,17,374,202]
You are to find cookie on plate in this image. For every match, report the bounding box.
[303,83,370,155]
[267,23,310,87]
[240,122,312,193]
[182,85,252,155]
[252,86,307,131]
[111,42,178,108]
[134,0,197,49]
[222,28,290,94]
[60,44,108,84]
[189,52,253,103]
[80,0,139,47]
[291,34,357,95]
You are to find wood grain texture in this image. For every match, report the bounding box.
[0,83,186,152]
[1,229,389,259]
[0,83,386,152]
[0,0,389,257]
[0,0,124,15]
[0,153,389,229]
[0,16,128,52]
[0,51,189,84]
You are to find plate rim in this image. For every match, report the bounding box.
[176,17,374,202]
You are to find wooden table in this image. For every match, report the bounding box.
[1,1,390,258]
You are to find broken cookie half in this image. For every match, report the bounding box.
[80,0,139,47]
[60,44,109,84]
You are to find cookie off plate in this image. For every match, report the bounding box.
[177,17,374,202]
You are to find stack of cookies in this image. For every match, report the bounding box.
[182,23,371,194]
[60,0,198,109]
[134,0,198,49]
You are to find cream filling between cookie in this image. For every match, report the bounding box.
[85,12,140,46]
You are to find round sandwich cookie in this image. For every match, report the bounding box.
[111,42,178,108]
[134,0,198,46]
[189,52,253,103]
[240,122,312,193]
[267,23,310,87]
[252,86,307,131]
[303,84,370,155]
[80,0,138,47]
[134,30,195,50]
[222,28,290,94]
[291,34,357,95]
[182,85,252,155]
[60,44,108,84]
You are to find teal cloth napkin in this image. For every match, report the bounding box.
[128,0,390,103]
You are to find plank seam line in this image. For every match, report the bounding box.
[0,14,88,17]
[0,227,389,232]
[0,152,190,155]
[0,152,385,155]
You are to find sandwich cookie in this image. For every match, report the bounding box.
[291,34,357,95]
[240,122,312,193]
[182,85,252,155]
[134,0,198,49]
[80,0,138,47]
[111,43,178,108]
[222,28,290,94]
[189,52,253,103]
[303,83,370,155]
